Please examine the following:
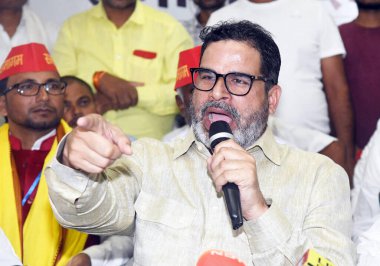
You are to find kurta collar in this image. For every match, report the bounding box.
[173,125,282,166]
[9,129,56,151]
[92,0,144,26]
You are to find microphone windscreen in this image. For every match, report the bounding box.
[209,121,233,151]
[197,250,246,266]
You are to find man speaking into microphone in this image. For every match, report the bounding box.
[45,21,354,265]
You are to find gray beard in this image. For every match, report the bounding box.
[189,98,269,149]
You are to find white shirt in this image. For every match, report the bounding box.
[0,5,58,64]
[27,0,93,29]
[320,0,358,26]
[208,0,346,135]
[356,216,380,266]
[269,116,336,153]
[0,228,22,266]
[351,119,380,243]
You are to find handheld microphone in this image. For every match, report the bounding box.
[197,250,246,266]
[209,121,243,230]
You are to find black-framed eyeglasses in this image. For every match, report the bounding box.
[2,80,67,96]
[190,67,272,96]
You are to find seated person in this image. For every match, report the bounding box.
[162,46,200,142]
[0,42,94,265]
[351,118,380,265]
[62,75,97,128]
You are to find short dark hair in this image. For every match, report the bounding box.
[61,75,94,97]
[200,20,281,91]
[0,78,8,96]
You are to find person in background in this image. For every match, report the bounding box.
[0,0,57,63]
[0,97,5,126]
[45,21,354,265]
[208,0,355,185]
[27,0,94,29]
[61,75,97,128]
[162,46,201,142]
[53,0,193,139]
[350,118,380,265]
[0,43,94,266]
[181,0,226,45]
[0,0,58,126]
[339,0,380,160]
[321,0,358,25]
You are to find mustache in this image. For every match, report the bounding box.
[30,104,56,112]
[200,101,240,121]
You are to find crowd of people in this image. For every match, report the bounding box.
[0,0,379,265]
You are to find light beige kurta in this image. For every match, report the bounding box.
[46,128,355,265]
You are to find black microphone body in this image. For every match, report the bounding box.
[209,121,244,230]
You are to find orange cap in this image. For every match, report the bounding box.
[175,45,201,90]
[197,250,246,266]
[0,43,58,80]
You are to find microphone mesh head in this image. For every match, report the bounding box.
[209,121,233,151]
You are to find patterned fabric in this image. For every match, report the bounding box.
[46,128,355,265]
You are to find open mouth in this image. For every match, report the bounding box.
[204,107,233,130]
[208,111,232,124]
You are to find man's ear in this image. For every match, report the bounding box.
[268,85,281,115]
[0,96,7,116]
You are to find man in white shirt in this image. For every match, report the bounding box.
[351,119,380,265]
[351,118,380,265]
[0,0,57,63]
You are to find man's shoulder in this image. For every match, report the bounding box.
[275,144,350,196]
[280,144,345,174]
[138,3,182,26]
[284,144,330,162]
[62,5,98,25]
